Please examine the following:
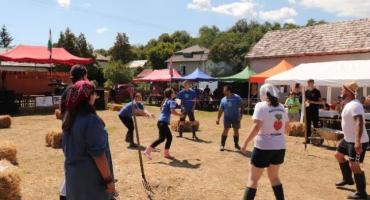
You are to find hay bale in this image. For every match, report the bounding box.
[286,122,305,137]
[0,159,21,200]
[55,109,62,120]
[170,120,200,132]
[0,141,17,165]
[46,131,62,149]
[107,103,123,111]
[0,115,11,129]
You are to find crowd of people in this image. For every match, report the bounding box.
[58,65,369,200]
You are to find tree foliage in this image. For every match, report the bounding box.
[109,33,133,63]
[0,25,13,48]
[103,61,132,84]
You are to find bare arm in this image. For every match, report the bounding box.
[171,108,182,117]
[93,153,115,193]
[217,108,224,124]
[240,103,245,120]
[354,114,364,154]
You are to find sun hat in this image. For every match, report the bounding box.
[343,81,359,95]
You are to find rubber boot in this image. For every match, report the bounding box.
[336,161,354,187]
[272,184,285,200]
[60,196,67,200]
[192,125,199,140]
[242,187,256,200]
[164,149,175,159]
[348,172,368,199]
[234,136,241,150]
[220,135,227,151]
[143,146,153,160]
[179,125,183,137]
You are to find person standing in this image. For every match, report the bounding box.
[285,91,301,122]
[118,93,154,148]
[334,81,369,199]
[216,85,244,151]
[143,88,182,160]
[177,81,199,140]
[241,83,289,200]
[305,79,322,143]
[62,80,115,200]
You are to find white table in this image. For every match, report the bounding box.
[319,110,339,118]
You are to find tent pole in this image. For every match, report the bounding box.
[301,86,307,150]
[248,81,251,114]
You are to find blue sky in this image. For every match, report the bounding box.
[1,0,368,49]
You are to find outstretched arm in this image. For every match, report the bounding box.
[241,120,262,153]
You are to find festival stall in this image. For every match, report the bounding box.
[249,59,293,84]
[174,68,216,82]
[0,45,94,114]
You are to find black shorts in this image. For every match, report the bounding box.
[224,121,241,129]
[251,148,286,168]
[337,139,369,163]
[180,111,195,122]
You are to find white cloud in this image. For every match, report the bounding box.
[285,18,296,24]
[288,0,296,4]
[57,0,70,8]
[187,0,257,18]
[259,7,297,21]
[96,27,109,34]
[300,0,370,17]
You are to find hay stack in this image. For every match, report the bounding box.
[286,122,305,137]
[0,115,11,129]
[170,120,200,132]
[107,103,123,111]
[0,141,17,165]
[0,159,21,200]
[46,131,62,149]
[55,109,62,120]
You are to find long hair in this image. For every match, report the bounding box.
[62,99,96,133]
[267,92,279,107]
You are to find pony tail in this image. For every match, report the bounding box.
[267,92,279,107]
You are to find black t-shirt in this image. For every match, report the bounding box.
[305,88,321,111]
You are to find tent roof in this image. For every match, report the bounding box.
[175,68,216,81]
[266,60,370,87]
[0,45,94,66]
[250,59,293,83]
[219,66,256,82]
[134,69,181,82]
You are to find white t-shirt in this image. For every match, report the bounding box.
[252,101,288,150]
[341,99,369,143]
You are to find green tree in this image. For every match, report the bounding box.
[147,42,175,69]
[103,61,132,84]
[171,30,191,45]
[198,25,220,48]
[109,32,133,63]
[158,33,173,43]
[95,48,109,57]
[283,23,300,29]
[0,25,13,48]
[57,28,79,56]
[131,45,147,60]
[306,18,327,26]
[77,33,94,57]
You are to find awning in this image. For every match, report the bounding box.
[266,60,370,87]
[218,66,256,82]
[134,69,181,82]
[174,68,216,81]
[0,45,94,66]
[250,59,293,83]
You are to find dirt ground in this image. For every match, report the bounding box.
[1,106,370,200]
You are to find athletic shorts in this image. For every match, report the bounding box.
[337,139,369,163]
[224,120,241,129]
[180,111,195,122]
[251,148,286,168]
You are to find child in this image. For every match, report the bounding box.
[143,88,182,159]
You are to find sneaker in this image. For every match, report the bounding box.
[235,144,241,150]
[220,145,225,151]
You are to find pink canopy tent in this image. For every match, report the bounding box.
[0,45,94,65]
[134,69,181,82]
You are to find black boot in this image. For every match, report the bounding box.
[179,125,183,137]
[234,136,241,150]
[220,135,227,151]
[243,187,256,200]
[272,184,285,200]
[336,161,354,187]
[192,125,199,140]
[348,172,368,199]
[60,195,67,200]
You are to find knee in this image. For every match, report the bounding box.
[350,163,362,173]
[334,152,345,162]
[268,176,281,185]
[247,177,259,188]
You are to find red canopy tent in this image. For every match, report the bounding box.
[0,45,94,65]
[134,69,181,82]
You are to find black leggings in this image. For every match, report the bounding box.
[151,122,173,149]
[119,116,134,143]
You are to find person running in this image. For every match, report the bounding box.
[62,80,115,199]
[285,91,301,122]
[216,85,244,151]
[143,88,182,160]
[305,79,322,143]
[241,83,289,200]
[334,81,369,199]
[177,80,199,140]
[118,93,154,148]
[59,65,88,200]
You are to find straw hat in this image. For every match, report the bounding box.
[343,81,359,95]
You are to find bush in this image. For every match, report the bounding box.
[103,61,132,85]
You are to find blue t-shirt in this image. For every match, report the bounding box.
[220,94,242,123]
[177,89,196,112]
[158,99,177,124]
[118,101,144,118]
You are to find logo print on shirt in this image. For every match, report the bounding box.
[227,101,233,107]
[185,94,189,99]
[273,114,283,131]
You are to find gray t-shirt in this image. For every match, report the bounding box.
[252,101,288,150]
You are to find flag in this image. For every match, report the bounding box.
[168,58,173,78]
[48,29,52,60]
